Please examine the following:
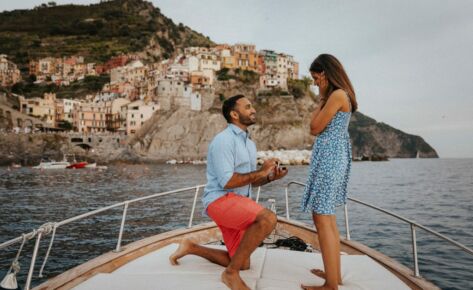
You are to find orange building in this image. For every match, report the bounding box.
[190,72,210,87]
[233,44,257,71]
[214,44,236,70]
[72,101,107,133]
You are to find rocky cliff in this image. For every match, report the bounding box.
[127,82,438,161]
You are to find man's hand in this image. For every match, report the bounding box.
[224,158,278,189]
[269,163,288,182]
[261,158,278,176]
[268,160,288,181]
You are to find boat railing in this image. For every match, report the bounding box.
[0,184,206,290]
[283,180,473,278]
[1,181,472,289]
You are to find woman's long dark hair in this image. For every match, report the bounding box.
[310,54,357,112]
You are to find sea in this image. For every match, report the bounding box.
[0,159,472,289]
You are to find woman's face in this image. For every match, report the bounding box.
[311,71,326,88]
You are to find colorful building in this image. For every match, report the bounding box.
[0,55,21,87]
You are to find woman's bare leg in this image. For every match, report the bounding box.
[309,216,342,284]
[301,214,339,290]
[330,215,342,284]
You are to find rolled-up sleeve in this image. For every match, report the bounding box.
[210,137,235,188]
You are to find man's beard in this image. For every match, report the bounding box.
[239,113,256,126]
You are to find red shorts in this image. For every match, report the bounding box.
[207,192,264,257]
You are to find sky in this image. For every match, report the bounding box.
[1,0,473,158]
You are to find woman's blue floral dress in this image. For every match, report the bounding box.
[301,104,352,215]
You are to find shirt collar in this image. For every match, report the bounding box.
[228,123,250,139]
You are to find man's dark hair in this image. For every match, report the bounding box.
[222,94,245,123]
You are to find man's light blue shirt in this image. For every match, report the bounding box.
[202,123,257,213]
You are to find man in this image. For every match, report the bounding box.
[169,94,288,290]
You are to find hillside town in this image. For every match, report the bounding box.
[0,44,299,135]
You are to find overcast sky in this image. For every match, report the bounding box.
[1,0,473,158]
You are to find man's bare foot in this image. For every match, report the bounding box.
[300,284,336,290]
[169,239,194,265]
[221,269,250,290]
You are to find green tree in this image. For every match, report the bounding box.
[57,120,73,130]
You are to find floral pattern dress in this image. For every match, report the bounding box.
[301,108,352,215]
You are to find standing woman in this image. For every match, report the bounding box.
[301,54,357,290]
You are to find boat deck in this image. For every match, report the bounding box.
[73,243,410,290]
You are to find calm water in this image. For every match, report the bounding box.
[0,159,472,289]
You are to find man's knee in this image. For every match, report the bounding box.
[242,258,251,270]
[255,209,277,230]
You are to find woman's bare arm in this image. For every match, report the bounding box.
[310,91,346,136]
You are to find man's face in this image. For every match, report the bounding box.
[233,97,256,126]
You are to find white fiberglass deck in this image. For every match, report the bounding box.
[73,243,410,290]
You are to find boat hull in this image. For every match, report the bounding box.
[33,162,70,169]
[67,162,88,169]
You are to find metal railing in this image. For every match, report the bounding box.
[0,184,205,290]
[285,181,473,277]
[1,181,472,289]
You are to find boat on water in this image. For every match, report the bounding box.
[11,163,21,169]
[84,162,96,169]
[66,161,88,169]
[83,162,107,170]
[0,181,471,290]
[32,159,70,170]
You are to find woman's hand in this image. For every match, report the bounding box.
[309,90,346,136]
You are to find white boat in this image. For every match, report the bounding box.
[84,163,96,169]
[11,163,21,168]
[32,159,70,169]
[0,182,471,290]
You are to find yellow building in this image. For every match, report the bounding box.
[214,44,236,70]
[72,101,107,133]
[0,55,21,87]
[233,44,257,71]
[19,93,57,126]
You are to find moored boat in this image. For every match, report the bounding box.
[66,162,88,169]
[32,159,70,169]
[84,163,96,169]
[11,163,21,168]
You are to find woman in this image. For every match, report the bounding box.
[301,54,357,290]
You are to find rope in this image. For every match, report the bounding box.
[0,232,31,289]
[5,232,29,275]
[274,236,308,251]
[38,223,57,278]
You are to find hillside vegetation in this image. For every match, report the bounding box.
[0,0,213,73]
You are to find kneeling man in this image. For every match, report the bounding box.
[170,94,288,290]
